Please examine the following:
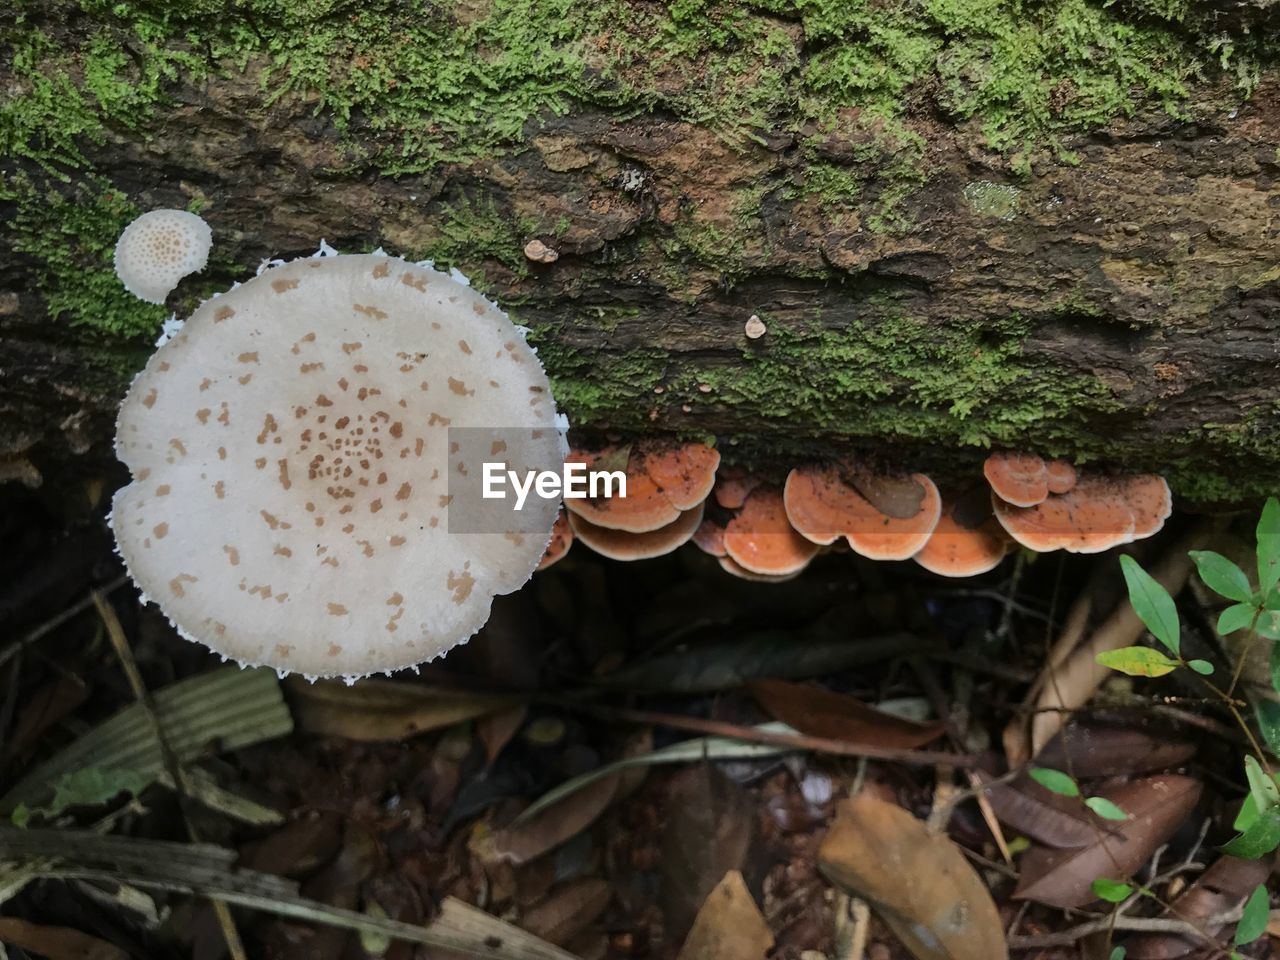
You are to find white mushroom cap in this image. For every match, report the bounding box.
[111,254,562,678]
[114,209,213,304]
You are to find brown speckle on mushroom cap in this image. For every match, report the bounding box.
[111,254,562,678]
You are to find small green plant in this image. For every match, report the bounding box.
[1097,497,1280,864]
[1030,765,1129,820]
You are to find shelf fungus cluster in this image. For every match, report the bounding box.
[538,447,1172,581]
[559,442,719,561]
[111,252,563,679]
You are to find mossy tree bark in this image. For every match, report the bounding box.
[2,0,1279,501]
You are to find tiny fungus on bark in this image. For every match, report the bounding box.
[744,314,767,339]
[784,464,942,561]
[523,239,559,264]
[723,485,819,576]
[114,209,213,304]
[567,503,704,560]
[914,486,1011,577]
[111,253,563,679]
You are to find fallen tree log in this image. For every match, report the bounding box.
[3,0,1279,501]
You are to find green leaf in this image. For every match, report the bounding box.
[1256,609,1280,641]
[1218,602,1257,636]
[1187,659,1215,675]
[1085,797,1129,821]
[1235,884,1270,945]
[1029,767,1079,797]
[1095,646,1180,677]
[1120,555,1180,655]
[1190,551,1254,603]
[1244,755,1279,807]
[1259,497,1280,595]
[1091,878,1134,903]
[1222,806,1280,859]
[1109,948,1126,960]
[1254,700,1280,756]
[1235,793,1261,833]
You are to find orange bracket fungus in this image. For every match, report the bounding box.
[914,487,1012,578]
[537,507,574,571]
[111,253,563,679]
[992,473,1170,554]
[114,209,213,304]
[723,485,819,576]
[567,503,704,561]
[563,441,719,534]
[985,451,1080,505]
[784,464,941,561]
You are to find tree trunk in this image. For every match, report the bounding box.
[3,0,1279,502]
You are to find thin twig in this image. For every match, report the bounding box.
[1008,909,1242,949]
[550,700,984,768]
[92,592,249,960]
[0,575,130,669]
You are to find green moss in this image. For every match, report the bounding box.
[2,173,166,339]
[411,194,539,280]
[675,312,1122,448]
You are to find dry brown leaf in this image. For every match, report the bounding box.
[974,770,1103,849]
[1013,774,1203,909]
[749,679,946,749]
[519,878,612,946]
[0,917,127,960]
[479,771,620,866]
[478,705,529,767]
[662,764,763,941]
[818,792,1008,960]
[286,676,519,741]
[1123,853,1275,959]
[3,674,91,761]
[676,870,773,960]
[1034,723,1196,779]
[238,810,342,877]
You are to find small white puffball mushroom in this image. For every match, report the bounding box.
[111,254,562,678]
[114,210,213,304]
[744,314,766,340]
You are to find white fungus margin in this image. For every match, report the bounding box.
[114,209,213,304]
[111,254,563,679]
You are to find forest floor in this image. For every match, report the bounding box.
[0,480,1277,960]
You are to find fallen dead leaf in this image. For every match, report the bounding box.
[478,704,529,768]
[975,770,1109,849]
[238,810,343,877]
[1123,853,1275,958]
[662,763,763,941]
[478,771,620,866]
[819,792,1008,960]
[286,677,519,741]
[0,917,127,960]
[749,679,946,749]
[1013,774,1203,909]
[676,870,773,960]
[1033,723,1196,779]
[520,878,612,946]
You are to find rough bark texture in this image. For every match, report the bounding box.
[3,0,1280,502]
